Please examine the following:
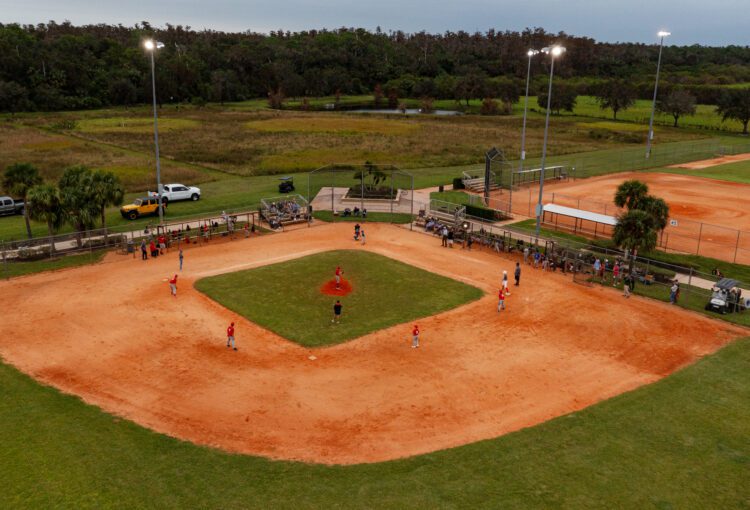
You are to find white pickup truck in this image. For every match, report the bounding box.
[0,196,25,216]
[148,183,201,203]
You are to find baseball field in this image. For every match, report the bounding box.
[0,222,745,468]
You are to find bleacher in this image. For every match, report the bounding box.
[462,171,500,193]
[260,195,310,229]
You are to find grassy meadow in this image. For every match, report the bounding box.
[195,250,483,347]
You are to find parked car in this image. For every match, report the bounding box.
[148,183,201,203]
[278,176,295,193]
[120,197,166,220]
[0,196,25,216]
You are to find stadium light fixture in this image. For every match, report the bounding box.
[534,45,566,241]
[646,31,671,159]
[519,49,541,174]
[144,39,165,224]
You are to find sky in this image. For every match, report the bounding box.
[1,0,748,46]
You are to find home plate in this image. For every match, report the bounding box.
[308,355,317,361]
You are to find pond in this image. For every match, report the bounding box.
[345,108,462,116]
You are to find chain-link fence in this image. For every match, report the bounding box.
[1,209,260,280]
[306,164,419,226]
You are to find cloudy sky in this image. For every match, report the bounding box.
[2,0,748,46]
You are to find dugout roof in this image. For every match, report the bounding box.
[542,204,617,226]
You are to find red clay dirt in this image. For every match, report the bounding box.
[668,152,750,169]
[321,279,353,296]
[502,171,750,264]
[0,223,745,465]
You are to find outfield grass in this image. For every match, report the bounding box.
[1,335,748,508]
[75,117,200,133]
[195,250,482,347]
[0,250,107,279]
[656,158,750,185]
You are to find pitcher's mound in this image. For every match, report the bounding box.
[321,279,353,296]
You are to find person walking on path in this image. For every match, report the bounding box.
[179,249,184,271]
[412,324,420,348]
[497,288,506,312]
[332,300,343,324]
[168,274,178,297]
[140,239,148,260]
[514,262,521,286]
[226,322,237,350]
[335,266,343,289]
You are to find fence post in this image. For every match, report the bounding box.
[734,230,741,263]
[696,222,704,255]
[688,268,693,288]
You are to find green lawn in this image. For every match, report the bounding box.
[1,250,107,280]
[312,211,414,224]
[195,250,482,347]
[655,158,750,185]
[1,336,748,508]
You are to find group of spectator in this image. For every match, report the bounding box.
[342,206,367,218]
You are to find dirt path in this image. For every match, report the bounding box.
[0,223,744,465]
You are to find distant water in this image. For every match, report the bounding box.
[346,108,462,116]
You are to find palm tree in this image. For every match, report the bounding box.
[613,209,658,272]
[614,180,649,211]
[2,163,43,239]
[90,170,124,231]
[26,183,63,253]
[639,195,670,231]
[58,165,99,248]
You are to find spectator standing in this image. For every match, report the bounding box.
[593,258,601,279]
[613,262,620,286]
[514,262,521,286]
[441,227,448,247]
[447,230,454,248]
[670,281,678,304]
[226,322,237,350]
[523,246,530,264]
[140,239,148,260]
[179,249,184,271]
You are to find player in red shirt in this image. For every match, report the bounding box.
[168,274,178,297]
[335,266,343,289]
[497,288,505,312]
[412,324,420,348]
[226,322,237,350]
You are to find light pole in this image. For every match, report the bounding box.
[534,45,565,241]
[519,49,539,171]
[645,31,670,159]
[144,39,165,225]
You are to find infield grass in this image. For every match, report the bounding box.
[195,250,483,347]
[1,337,748,508]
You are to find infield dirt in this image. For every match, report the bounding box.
[0,223,744,464]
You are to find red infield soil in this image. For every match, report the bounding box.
[321,279,353,296]
[507,171,750,263]
[0,223,745,465]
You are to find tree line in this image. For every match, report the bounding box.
[1,21,749,115]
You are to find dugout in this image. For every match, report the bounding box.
[541,203,617,238]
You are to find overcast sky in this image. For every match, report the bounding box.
[2,0,748,46]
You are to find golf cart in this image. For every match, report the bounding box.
[278,176,295,193]
[705,278,739,314]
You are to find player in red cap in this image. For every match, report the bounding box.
[497,288,505,312]
[412,324,420,348]
[168,274,178,297]
[335,266,343,289]
[226,322,237,350]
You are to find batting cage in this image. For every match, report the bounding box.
[306,164,417,227]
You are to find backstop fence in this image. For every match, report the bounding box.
[306,164,419,226]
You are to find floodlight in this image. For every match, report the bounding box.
[657,31,671,37]
[144,40,165,51]
[527,49,539,57]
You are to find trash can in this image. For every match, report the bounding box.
[126,239,134,254]
[438,185,444,193]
